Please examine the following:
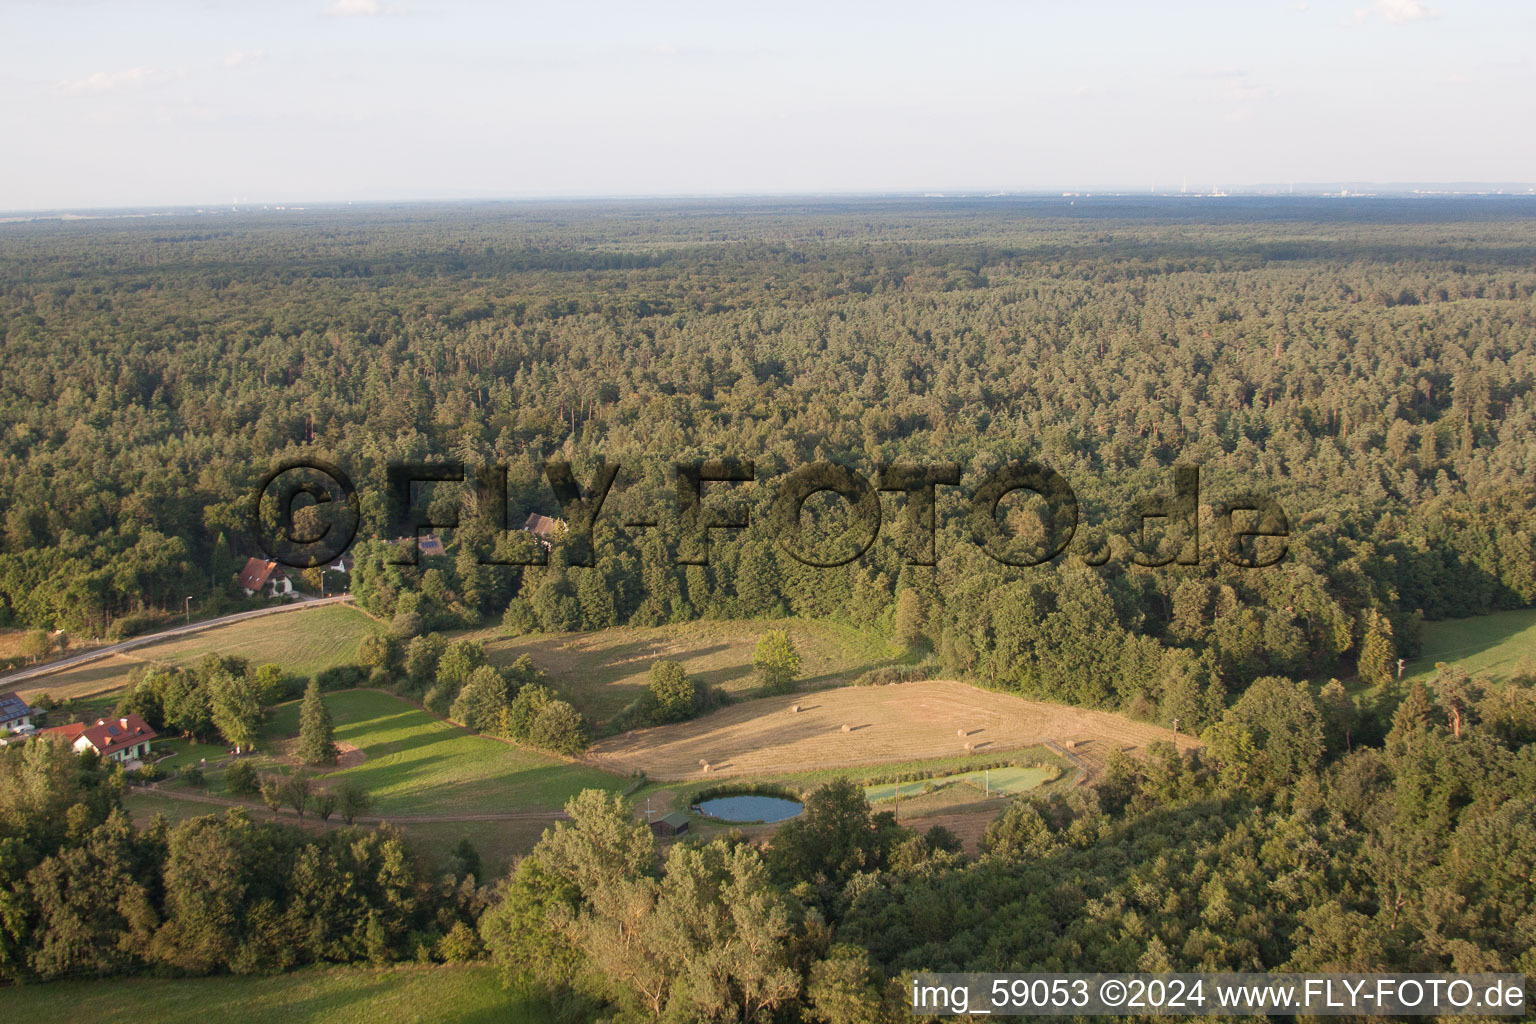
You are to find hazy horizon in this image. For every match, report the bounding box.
[4,0,1534,211]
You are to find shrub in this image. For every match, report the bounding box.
[336,779,372,824]
[389,610,423,639]
[528,699,589,755]
[502,598,540,636]
[435,921,483,963]
[451,665,511,732]
[226,759,259,796]
[181,766,205,788]
[648,660,698,722]
[313,664,367,692]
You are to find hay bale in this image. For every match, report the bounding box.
[699,758,709,767]
[1064,739,1076,750]
[791,704,801,713]
[701,762,711,773]
[840,724,851,733]
[957,728,966,738]
[964,742,974,753]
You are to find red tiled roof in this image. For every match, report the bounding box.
[237,556,280,591]
[43,715,157,755]
[80,715,157,754]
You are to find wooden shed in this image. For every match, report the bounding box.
[650,811,690,838]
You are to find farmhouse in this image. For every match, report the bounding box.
[40,714,158,765]
[650,811,690,837]
[237,557,295,598]
[522,513,564,549]
[0,691,36,733]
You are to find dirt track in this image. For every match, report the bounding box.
[586,679,1198,782]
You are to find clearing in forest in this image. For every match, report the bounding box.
[1404,606,1536,683]
[587,679,1197,781]
[487,618,902,726]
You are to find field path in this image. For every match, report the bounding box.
[0,595,354,686]
[587,679,1198,782]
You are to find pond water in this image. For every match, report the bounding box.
[695,794,803,823]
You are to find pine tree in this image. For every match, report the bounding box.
[298,678,337,766]
[1358,610,1395,689]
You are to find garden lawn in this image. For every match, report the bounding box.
[265,689,624,815]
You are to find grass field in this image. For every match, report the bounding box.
[0,964,548,1023]
[865,763,1060,803]
[1405,606,1536,683]
[261,689,624,815]
[591,679,1194,782]
[13,604,382,705]
[487,618,903,726]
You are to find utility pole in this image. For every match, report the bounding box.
[185,595,193,626]
[1172,717,1180,744]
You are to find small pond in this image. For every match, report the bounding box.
[694,794,803,823]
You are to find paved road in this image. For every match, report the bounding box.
[0,595,356,686]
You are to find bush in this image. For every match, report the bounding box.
[181,766,206,788]
[851,663,936,687]
[226,759,259,796]
[389,610,423,639]
[501,598,540,636]
[528,699,589,755]
[129,762,162,783]
[107,611,161,641]
[313,664,367,692]
[451,665,511,732]
[648,660,698,722]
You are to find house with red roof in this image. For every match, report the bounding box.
[40,714,158,765]
[237,556,294,598]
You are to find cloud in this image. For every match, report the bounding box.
[57,67,168,95]
[328,0,384,15]
[1354,0,1437,24]
[223,49,267,68]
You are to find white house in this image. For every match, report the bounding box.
[237,556,295,598]
[41,714,158,765]
[0,691,35,733]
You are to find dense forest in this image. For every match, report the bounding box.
[3,198,1535,723]
[2,199,1536,1017]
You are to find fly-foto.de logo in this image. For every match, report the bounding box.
[248,458,1289,572]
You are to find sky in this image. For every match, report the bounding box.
[1,0,1532,210]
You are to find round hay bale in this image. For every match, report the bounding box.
[964,742,974,753]
[699,758,708,767]
[840,723,851,733]
[957,728,966,738]
[701,762,711,773]
[791,704,801,713]
[1064,739,1077,750]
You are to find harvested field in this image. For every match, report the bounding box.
[588,679,1198,781]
